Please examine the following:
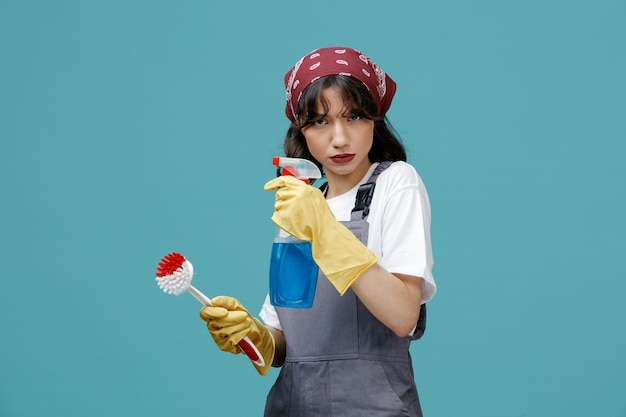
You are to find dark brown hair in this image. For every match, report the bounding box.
[283,75,406,173]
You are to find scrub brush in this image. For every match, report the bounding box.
[156,252,265,367]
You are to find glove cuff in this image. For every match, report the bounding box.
[326,252,378,295]
[250,317,276,376]
[311,221,378,295]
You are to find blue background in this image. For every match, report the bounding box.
[1,1,625,416]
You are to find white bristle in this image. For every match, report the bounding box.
[156,260,194,296]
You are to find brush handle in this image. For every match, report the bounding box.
[188,285,213,306]
[188,285,265,368]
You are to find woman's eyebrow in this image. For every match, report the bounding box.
[341,108,360,117]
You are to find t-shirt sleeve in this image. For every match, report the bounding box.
[374,163,436,303]
[259,293,282,330]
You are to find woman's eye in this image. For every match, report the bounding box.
[313,119,327,126]
[349,115,362,121]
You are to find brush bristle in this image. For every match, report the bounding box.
[156,252,186,277]
[156,252,193,296]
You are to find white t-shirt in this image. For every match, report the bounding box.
[260,161,436,330]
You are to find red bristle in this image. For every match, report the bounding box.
[156,252,186,277]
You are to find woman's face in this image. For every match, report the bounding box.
[301,87,374,188]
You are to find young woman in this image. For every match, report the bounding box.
[200,47,436,416]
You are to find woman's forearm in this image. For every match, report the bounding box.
[351,263,423,337]
[267,325,286,367]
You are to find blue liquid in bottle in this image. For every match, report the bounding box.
[269,230,318,308]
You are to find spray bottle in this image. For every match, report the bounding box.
[269,157,322,308]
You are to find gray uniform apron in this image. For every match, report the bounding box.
[265,162,427,417]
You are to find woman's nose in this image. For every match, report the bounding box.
[330,121,349,147]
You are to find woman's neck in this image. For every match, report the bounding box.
[324,163,373,199]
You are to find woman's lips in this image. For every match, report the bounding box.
[330,154,355,163]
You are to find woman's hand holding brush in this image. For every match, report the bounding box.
[199,296,275,376]
[155,252,273,375]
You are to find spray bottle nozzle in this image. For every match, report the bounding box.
[273,157,322,182]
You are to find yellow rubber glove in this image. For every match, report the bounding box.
[199,296,275,376]
[264,175,378,295]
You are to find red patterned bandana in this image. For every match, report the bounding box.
[284,47,397,122]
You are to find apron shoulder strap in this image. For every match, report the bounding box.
[350,161,393,221]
